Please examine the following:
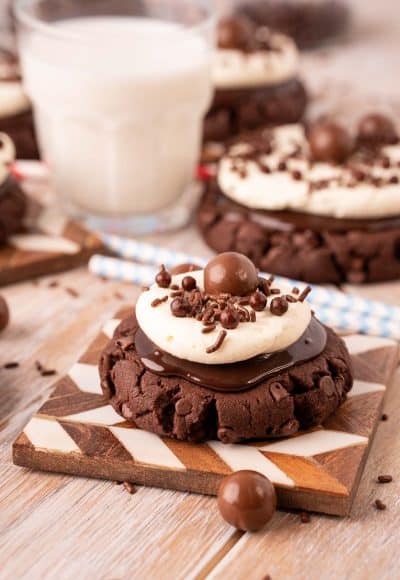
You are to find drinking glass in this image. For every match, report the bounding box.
[15,0,215,234]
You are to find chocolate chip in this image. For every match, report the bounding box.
[170,297,190,317]
[377,475,392,484]
[176,399,192,416]
[319,375,335,396]
[374,499,386,511]
[269,382,287,402]
[249,291,267,312]
[220,307,240,330]
[155,265,172,288]
[181,276,197,292]
[270,296,288,316]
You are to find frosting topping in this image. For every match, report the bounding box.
[213,31,298,90]
[135,269,312,365]
[218,124,400,219]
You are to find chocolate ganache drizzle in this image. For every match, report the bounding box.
[135,316,326,393]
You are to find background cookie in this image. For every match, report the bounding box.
[197,180,400,284]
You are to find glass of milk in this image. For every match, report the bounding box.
[14,0,215,234]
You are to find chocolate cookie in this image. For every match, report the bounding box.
[197,179,400,285]
[0,48,39,159]
[0,176,26,245]
[99,312,353,444]
[0,111,39,160]
[204,78,307,142]
[237,0,350,49]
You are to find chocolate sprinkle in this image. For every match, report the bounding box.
[3,362,19,369]
[151,296,168,308]
[377,475,393,484]
[206,330,227,354]
[202,324,216,334]
[374,499,386,511]
[381,413,389,421]
[65,287,79,298]
[298,286,312,302]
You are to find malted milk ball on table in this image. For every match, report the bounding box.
[217,470,277,532]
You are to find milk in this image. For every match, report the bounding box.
[19,17,213,215]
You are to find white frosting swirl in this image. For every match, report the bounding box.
[213,32,298,90]
[218,124,400,219]
[0,82,31,119]
[135,271,311,365]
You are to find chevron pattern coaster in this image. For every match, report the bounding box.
[13,308,399,516]
[0,195,103,286]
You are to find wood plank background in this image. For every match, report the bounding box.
[1,0,400,578]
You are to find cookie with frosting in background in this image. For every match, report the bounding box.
[237,0,351,50]
[99,254,353,444]
[0,48,39,159]
[204,15,307,144]
[198,113,400,284]
[0,132,26,245]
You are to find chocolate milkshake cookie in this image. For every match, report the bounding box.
[204,16,307,143]
[0,48,39,159]
[237,1,350,49]
[0,133,26,244]
[198,114,400,284]
[99,254,353,443]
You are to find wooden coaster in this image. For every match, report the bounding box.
[13,308,399,516]
[0,191,103,286]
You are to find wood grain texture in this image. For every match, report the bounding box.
[11,312,398,517]
[1,0,400,577]
[0,187,104,286]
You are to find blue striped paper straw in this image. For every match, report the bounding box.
[88,254,400,341]
[101,233,400,323]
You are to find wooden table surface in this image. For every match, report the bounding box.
[1,1,400,578]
